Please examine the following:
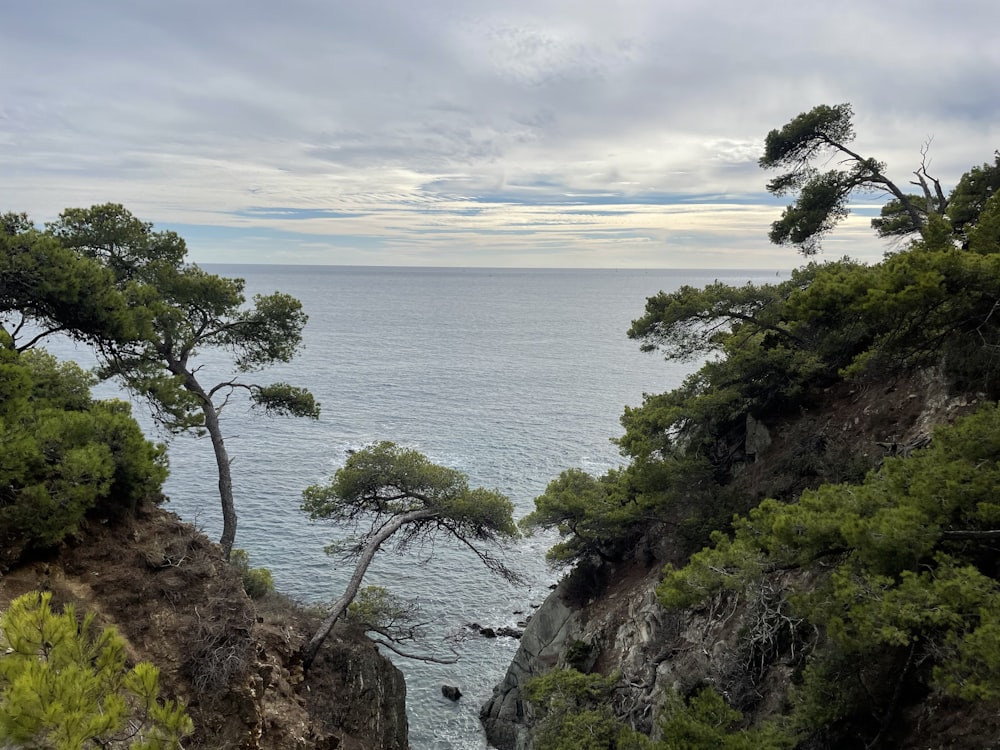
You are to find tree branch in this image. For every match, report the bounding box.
[941,529,1000,540]
[368,636,460,665]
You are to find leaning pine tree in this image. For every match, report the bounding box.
[300,442,521,670]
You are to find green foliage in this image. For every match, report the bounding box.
[967,189,1000,255]
[657,404,1000,738]
[947,153,1000,247]
[47,203,187,284]
[872,193,931,239]
[525,669,647,750]
[521,468,630,564]
[521,125,1000,744]
[759,104,856,175]
[38,203,319,557]
[525,672,792,750]
[229,292,311,370]
[0,216,137,350]
[658,531,766,610]
[300,442,521,667]
[229,549,275,600]
[0,347,166,564]
[83,255,318,433]
[0,591,192,749]
[627,280,802,361]
[767,169,855,253]
[303,441,519,547]
[88,400,169,515]
[625,247,1000,470]
[345,586,411,629]
[624,261,856,465]
[522,454,715,567]
[251,382,321,419]
[18,349,97,409]
[657,687,792,750]
[761,107,999,255]
[758,103,920,255]
[532,200,1000,594]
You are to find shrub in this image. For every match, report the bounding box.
[0,346,166,565]
[524,669,646,750]
[0,591,193,748]
[657,404,1000,741]
[230,548,275,599]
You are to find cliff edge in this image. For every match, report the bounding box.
[0,502,409,749]
[483,371,1000,749]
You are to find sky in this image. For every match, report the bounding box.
[2,0,998,269]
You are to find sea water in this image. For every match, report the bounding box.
[45,266,778,749]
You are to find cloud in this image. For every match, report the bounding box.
[2,0,998,267]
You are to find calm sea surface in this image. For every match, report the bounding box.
[50,266,779,749]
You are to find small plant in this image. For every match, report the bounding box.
[0,591,193,749]
[230,548,275,599]
[564,639,595,672]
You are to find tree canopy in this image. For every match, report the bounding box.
[299,441,519,669]
[5,204,321,558]
[0,214,136,351]
[760,103,937,254]
[947,152,1000,248]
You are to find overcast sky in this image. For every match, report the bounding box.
[3,1,998,268]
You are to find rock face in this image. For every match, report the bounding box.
[482,562,674,750]
[480,585,579,749]
[307,633,409,748]
[481,372,992,750]
[0,504,409,750]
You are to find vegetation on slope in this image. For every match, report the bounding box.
[0,592,192,749]
[0,242,409,746]
[0,336,407,748]
[523,107,1000,748]
[0,343,167,569]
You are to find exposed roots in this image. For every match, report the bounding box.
[185,596,255,697]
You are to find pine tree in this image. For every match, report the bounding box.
[0,591,193,749]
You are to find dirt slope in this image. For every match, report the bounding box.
[0,503,408,750]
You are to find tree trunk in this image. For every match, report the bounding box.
[201,399,237,560]
[176,366,238,561]
[302,508,434,672]
[833,141,927,235]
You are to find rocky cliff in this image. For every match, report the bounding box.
[0,503,409,750]
[483,371,997,749]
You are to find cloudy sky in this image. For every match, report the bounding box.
[3,0,998,268]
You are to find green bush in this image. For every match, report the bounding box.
[0,591,193,748]
[524,669,647,750]
[230,548,275,599]
[657,687,792,750]
[0,347,167,565]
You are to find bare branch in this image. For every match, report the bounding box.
[941,529,1000,540]
[369,637,460,665]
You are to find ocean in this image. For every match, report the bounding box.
[48,265,779,749]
